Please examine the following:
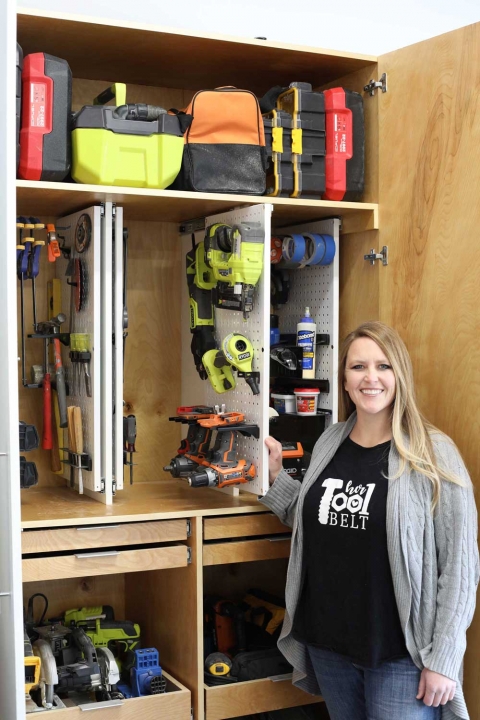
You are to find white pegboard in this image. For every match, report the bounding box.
[273,218,340,423]
[56,207,103,495]
[181,204,272,497]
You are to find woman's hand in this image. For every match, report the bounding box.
[265,436,283,486]
[416,668,456,707]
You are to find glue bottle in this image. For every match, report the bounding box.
[296,307,316,379]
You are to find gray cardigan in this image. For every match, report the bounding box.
[260,413,479,720]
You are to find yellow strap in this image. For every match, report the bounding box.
[291,128,302,155]
[272,127,283,154]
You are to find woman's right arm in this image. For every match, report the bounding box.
[259,437,302,528]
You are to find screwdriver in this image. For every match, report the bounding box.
[124,415,136,485]
[28,217,45,332]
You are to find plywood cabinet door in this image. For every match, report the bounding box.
[378,22,480,719]
[0,2,27,719]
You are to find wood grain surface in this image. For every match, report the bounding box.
[125,516,204,720]
[205,676,321,720]
[22,544,188,582]
[17,9,374,95]
[23,574,126,619]
[203,538,291,566]
[378,23,480,718]
[203,513,290,540]
[22,518,187,554]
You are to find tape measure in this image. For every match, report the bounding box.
[205,652,232,676]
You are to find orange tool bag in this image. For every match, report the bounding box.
[169,87,267,195]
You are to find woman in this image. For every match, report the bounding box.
[263,321,479,720]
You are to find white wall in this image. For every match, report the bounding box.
[17,0,480,55]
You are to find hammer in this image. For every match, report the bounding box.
[37,313,68,428]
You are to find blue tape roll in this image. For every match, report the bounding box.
[302,233,326,266]
[320,234,336,265]
[283,234,306,264]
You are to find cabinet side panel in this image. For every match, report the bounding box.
[378,24,480,717]
[1,3,25,717]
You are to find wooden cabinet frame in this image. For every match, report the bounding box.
[0,6,477,719]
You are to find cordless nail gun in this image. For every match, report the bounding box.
[204,222,264,319]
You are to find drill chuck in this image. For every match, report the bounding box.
[164,456,199,478]
[188,467,217,488]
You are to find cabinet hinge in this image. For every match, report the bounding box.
[100,478,106,493]
[100,203,105,217]
[190,708,194,720]
[364,73,387,96]
[187,547,192,564]
[364,246,388,266]
[179,218,206,235]
[112,204,116,217]
[186,519,192,537]
[112,478,117,495]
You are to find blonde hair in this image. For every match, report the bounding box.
[339,321,464,510]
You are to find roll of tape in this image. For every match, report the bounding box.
[302,233,327,266]
[319,234,336,265]
[279,234,307,268]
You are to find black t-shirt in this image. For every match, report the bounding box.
[293,436,408,667]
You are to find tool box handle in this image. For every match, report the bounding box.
[93,83,126,107]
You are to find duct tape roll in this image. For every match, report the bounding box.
[302,233,327,266]
[319,234,336,265]
[279,234,306,268]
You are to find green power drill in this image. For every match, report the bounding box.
[204,222,264,319]
[64,606,141,657]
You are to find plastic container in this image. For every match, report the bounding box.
[271,393,296,414]
[294,388,320,415]
[296,306,316,379]
[270,314,280,346]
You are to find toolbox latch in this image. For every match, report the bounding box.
[364,73,387,96]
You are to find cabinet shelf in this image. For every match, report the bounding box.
[17,8,376,94]
[17,181,378,233]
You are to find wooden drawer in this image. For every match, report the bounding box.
[50,672,190,719]
[205,675,321,720]
[204,513,289,541]
[22,519,188,554]
[23,544,189,582]
[203,537,291,566]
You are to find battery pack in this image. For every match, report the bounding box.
[18,52,72,181]
[16,43,23,172]
[323,87,365,201]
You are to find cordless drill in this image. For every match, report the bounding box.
[188,426,257,489]
[163,419,213,478]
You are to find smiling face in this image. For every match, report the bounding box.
[344,337,396,419]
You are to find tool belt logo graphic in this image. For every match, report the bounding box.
[318,477,375,530]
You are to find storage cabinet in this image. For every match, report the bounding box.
[1,5,479,719]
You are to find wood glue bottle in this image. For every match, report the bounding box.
[296,307,316,379]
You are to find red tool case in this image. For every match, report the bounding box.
[18,52,72,181]
[323,87,365,201]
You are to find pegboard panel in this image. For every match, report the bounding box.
[274,218,340,422]
[181,204,272,497]
[56,206,103,495]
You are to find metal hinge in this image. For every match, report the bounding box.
[179,218,206,235]
[100,478,106,493]
[186,519,192,537]
[187,547,192,564]
[364,246,388,266]
[190,708,194,720]
[364,73,387,96]
[112,204,116,217]
[100,203,105,217]
[112,478,117,495]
